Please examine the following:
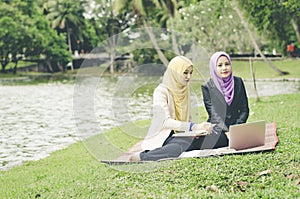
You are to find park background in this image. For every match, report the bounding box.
[0,0,299,198]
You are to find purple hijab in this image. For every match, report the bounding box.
[209,51,234,106]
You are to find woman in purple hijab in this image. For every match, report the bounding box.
[201,51,249,148]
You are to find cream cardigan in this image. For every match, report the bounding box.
[141,84,191,150]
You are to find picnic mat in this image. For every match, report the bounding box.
[101,122,278,164]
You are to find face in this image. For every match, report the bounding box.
[216,56,231,78]
[183,65,193,84]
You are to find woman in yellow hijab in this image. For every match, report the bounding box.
[130,56,213,161]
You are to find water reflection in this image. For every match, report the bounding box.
[0,77,299,170]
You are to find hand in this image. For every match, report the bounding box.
[192,122,215,134]
[224,131,230,138]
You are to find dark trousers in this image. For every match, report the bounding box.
[140,130,228,161]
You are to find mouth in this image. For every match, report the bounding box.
[222,71,229,75]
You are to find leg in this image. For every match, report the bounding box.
[186,131,228,151]
[139,137,193,161]
[199,131,228,149]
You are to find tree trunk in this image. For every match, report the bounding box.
[1,55,9,73]
[143,20,169,67]
[170,17,180,55]
[291,18,300,44]
[249,57,260,102]
[232,0,289,75]
[46,59,53,73]
[107,34,118,74]
[12,56,18,74]
[57,62,64,72]
[66,22,74,71]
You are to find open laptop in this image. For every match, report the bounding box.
[228,120,266,150]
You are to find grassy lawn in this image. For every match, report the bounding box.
[231,59,300,79]
[1,58,300,80]
[0,93,299,198]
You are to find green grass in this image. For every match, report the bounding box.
[190,58,300,80]
[232,59,300,79]
[1,93,299,198]
[5,60,36,69]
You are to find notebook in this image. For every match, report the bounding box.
[228,120,266,150]
[172,129,209,137]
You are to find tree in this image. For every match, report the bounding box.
[44,0,87,70]
[173,0,257,54]
[282,0,300,44]
[153,0,181,54]
[0,0,70,73]
[87,0,131,74]
[237,0,298,56]
[232,0,288,75]
[25,16,71,72]
[0,2,26,73]
[113,0,169,66]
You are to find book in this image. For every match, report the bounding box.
[172,130,209,137]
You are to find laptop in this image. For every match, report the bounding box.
[228,120,266,150]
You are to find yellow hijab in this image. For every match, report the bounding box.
[162,56,193,122]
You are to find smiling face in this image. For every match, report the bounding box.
[216,56,231,78]
[183,65,193,84]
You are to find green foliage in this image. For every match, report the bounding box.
[173,0,266,54]
[0,0,71,72]
[238,0,299,54]
[132,48,176,65]
[282,0,300,18]
[0,2,25,71]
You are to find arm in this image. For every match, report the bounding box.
[202,83,228,132]
[201,84,212,122]
[150,86,190,133]
[235,79,249,124]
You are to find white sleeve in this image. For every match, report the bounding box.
[151,86,190,133]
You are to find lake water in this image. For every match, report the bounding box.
[0,77,299,170]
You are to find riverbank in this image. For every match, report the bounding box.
[0,58,300,84]
[0,93,299,198]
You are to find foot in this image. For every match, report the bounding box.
[129,152,141,162]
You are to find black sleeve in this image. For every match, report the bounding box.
[201,84,212,122]
[236,79,249,124]
[202,83,228,133]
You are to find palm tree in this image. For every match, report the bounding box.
[153,0,180,55]
[44,0,86,70]
[113,0,169,66]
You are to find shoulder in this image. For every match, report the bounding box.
[202,78,213,89]
[233,76,244,83]
[155,84,168,93]
[154,84,170,97]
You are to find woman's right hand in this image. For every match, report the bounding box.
[192,122,215,134]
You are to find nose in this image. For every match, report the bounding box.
[221,64,228,70]
[187,73,191,79]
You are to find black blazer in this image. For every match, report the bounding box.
[201,76,249,133]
